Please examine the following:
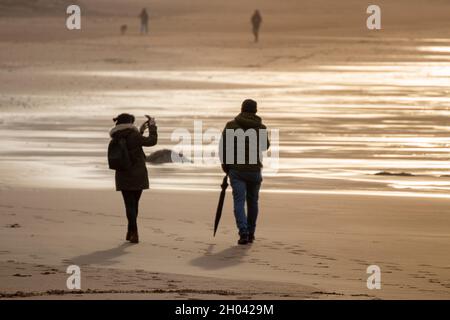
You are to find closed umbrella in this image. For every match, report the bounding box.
[213,174,229,237]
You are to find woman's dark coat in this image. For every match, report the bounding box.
[109,124,158,191]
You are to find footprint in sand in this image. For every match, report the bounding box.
[39,268,59,274]
[323,257,337,261]
[96,212,121,218]
[5,223,21,228]
[33,215,64,223]
[70,209,91,215]
[289,249,306,255]
[22,206,49,211]
[61,259,74,265]
[315,262,329,269]
[168,280,182,283]
[150,227,164,234]
[178,219,194,224]
[143,217,164,221]
[13,273,32,277]
[135,269,146,273]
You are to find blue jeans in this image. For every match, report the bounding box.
[229,169,262,236]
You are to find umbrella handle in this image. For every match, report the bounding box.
[221,174,229,189]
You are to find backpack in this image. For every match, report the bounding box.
[108,137,132,171]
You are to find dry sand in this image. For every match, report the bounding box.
[1,0,450,299]
[1,188,449,299]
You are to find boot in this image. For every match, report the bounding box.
[129,228,139,244]
[237,233,248,245]
[248,233,255,243]
[126,230,131,241]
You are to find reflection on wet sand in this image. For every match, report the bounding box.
[1,48,450,196]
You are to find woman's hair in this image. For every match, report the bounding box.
[113,113,135,125]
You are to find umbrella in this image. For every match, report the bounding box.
[213,174,229,237]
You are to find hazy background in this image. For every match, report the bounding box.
[2,0,450,194]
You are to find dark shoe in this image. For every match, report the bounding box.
[248,233,255,243]
[237,234,248,245]
[126,230,131,241]
[129,230,139,244]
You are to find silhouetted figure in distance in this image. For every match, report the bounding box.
[139,8,149,35]
[120,24,128,36]
[251,10,262,43]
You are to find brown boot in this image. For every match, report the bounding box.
[129,229,139,244]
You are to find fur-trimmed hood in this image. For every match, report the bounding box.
[109,123,138,138]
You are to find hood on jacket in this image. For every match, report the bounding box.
[109,123,138,138]
[234,112,263,129]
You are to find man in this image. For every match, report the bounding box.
[139,8,149,35]
[251,10,262,43]
[220,99,270,245]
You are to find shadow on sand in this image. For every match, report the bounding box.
[69,243,134,266]
[190,244,251,270]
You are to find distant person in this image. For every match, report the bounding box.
[108,113,158,243]
[120,24,128,36]
[220,99,270,245]
[139,8,149,34]
[251,10,262,43]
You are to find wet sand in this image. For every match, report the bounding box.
[3,33,450,193]
[1,0,450,299]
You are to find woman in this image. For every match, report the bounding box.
[109,113,158,243]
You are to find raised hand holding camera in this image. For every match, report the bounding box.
[139,116,156,134]
[145,115,156,127]
[139,121,148,134]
